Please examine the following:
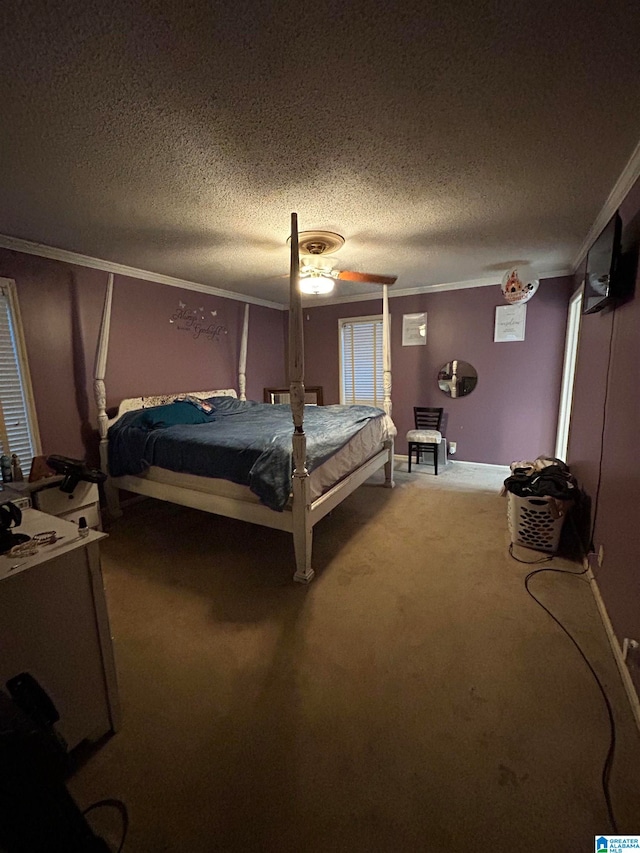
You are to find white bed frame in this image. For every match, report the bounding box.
[94,213,394,582]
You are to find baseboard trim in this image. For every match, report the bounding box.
[447,460,510,471]
[395,454,508,472]
[587,564,640,735]
[394,452,450,468]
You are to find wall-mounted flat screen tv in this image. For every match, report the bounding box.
[582,212,623,314]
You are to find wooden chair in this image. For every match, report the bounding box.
[407,407,444,475]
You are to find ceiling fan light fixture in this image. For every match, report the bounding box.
[288,231,345,255]
[299,274,335,295]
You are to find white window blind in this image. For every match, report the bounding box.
[340,316,385,407]
[0,282,38,472]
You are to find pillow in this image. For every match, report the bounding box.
[177,394,216,415]
[135,401,213,430]
[204,395,236,411]
[205,396,259,413]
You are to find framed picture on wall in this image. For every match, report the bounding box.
[402,313,427,346]
[494,304,526,342]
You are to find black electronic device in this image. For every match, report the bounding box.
[582,211,636,314]
[46,456,107,494]
[0,673,112,852]
[0,501,30,554]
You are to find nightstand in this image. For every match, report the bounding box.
[32,480,102,530]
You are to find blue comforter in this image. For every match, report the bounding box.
[108,398,386,511]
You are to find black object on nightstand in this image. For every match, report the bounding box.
[45,456,106,494]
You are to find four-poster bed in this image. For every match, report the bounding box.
[94,214,395,582]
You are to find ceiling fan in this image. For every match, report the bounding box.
[288,230,398,294]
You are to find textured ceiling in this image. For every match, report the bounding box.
[1,0,640,304]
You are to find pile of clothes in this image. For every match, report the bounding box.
[502,455,577,519]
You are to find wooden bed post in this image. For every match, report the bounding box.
[289,213,314,584]
[238,303,249,401]
[382,283,395,489]
[94,273,122,519]
[382,284,392,418]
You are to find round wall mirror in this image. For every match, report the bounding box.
[438,360,478,398]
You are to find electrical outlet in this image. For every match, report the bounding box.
[623,638,640,667]
[448,441,457,455]
[597,544,605,568]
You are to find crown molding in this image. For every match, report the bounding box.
[302,276,499,307]
[0,232,574,312]
[301,269,572,307]
[572,137,640,271]
[0,234,285,310]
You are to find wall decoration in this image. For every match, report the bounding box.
[438,360,478,397]
[169,301,228,341]
[501,268,539,304]
[402,312,427,346]
[494,303,527,342]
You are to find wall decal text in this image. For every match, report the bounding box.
[169,301,228,342]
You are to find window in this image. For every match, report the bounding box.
[339,315,385,407]
[0,279,40,474]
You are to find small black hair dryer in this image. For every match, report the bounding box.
[45,456,107,494]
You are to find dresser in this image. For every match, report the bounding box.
[1,478,102,530]
[0,509,120,750]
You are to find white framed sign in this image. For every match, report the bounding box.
[494,303,527,342]
[402,312,427,346]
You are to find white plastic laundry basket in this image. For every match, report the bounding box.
[507,493,569,554]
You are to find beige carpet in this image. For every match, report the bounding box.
[69,462,640,852]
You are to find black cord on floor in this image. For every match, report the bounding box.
[508,542,552,564]
[509,546,619,833]
[589,310,616,549]
[82,798,129,853]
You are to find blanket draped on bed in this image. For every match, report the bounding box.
[108,398,388,511]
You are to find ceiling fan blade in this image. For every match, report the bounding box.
[337,270,398,285]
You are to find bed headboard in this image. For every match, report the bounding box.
[108,389,237,427]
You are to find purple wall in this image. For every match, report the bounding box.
[0,250,106,459]
[304,277,572,465]
[0,249,286,463]
[107,275,285,407]
[568,177,640,690]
